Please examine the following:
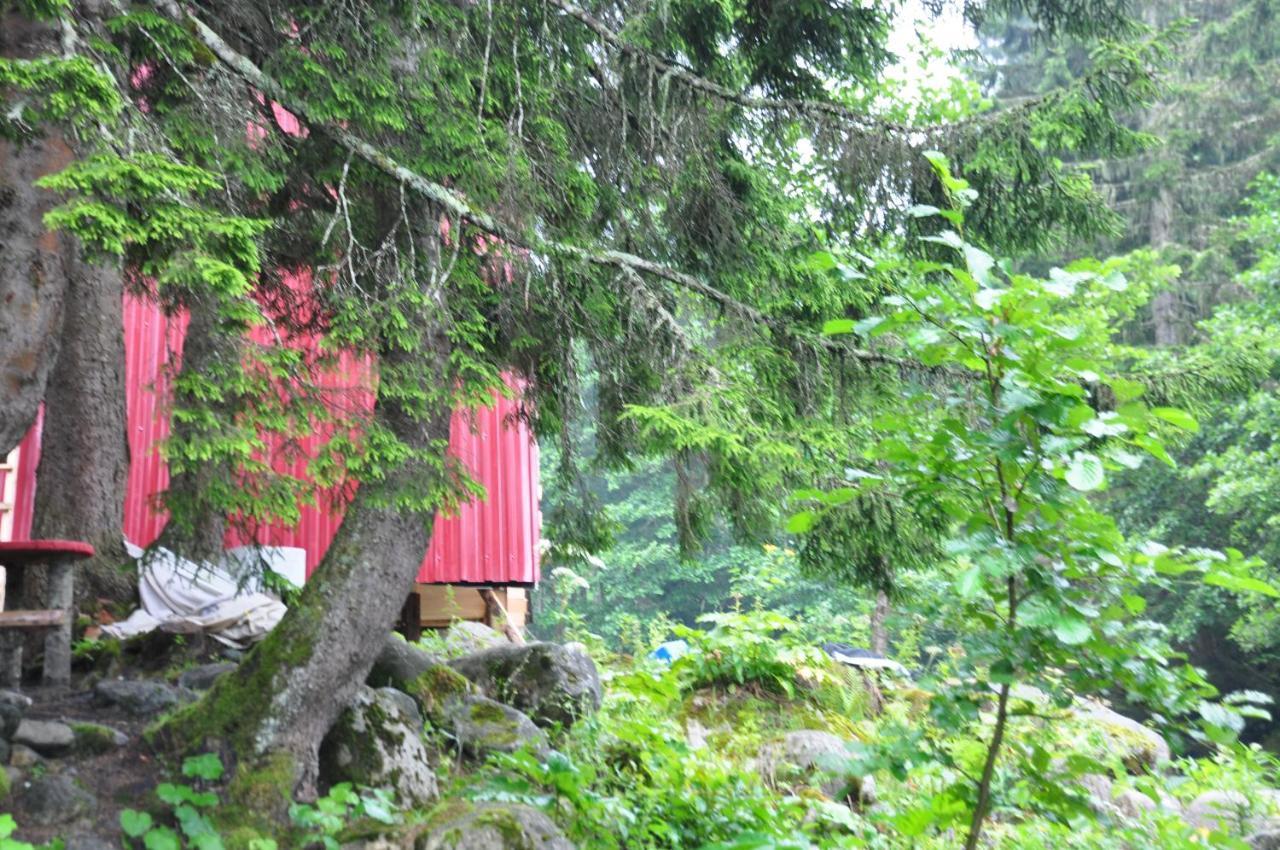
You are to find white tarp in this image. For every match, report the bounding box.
[101,542,301,647]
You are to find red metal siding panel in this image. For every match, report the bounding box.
[9,294,540,585]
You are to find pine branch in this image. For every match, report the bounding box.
[150,0,933,373]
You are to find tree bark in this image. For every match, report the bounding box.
[159,286,455,807]
[870,589,889,657]
[1148,186,1184,346]
[0,15,74,455]
[30,255,133,610]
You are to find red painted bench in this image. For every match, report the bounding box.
[0,539,95,688]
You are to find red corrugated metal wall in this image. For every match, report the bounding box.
[2,294,541,585]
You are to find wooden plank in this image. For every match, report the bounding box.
[0,609,65,629]
[505,588,528,629]
[414,584,489,624]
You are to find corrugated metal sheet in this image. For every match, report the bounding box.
[4,294,540,585]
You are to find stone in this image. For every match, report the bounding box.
[1113,788,1158,819]
[0,689,33,711]
[64,833,119,850]
[0,699,23,741]
[12,718,75,757]
[178,662,237,691]
[444,695,547,758]
[1073,700,1171,773]
[320,686,438,806]
[9,743,43,767]
[17,774,96,826]
[0,737,9,765]
[1186,790,1256,833]
[71,722,129,755]
[378,687,423,730]
[408,664,476,728]
[1250,830,1280,850]
[94,678,194,716]
[442,621,508,657]
[449,642,602,728]
[369,637,442,690]
[417,801,575,850]
[758,730,874,806]
[1078,773,1113,814]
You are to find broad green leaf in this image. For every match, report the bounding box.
[1053,616,1092,645]
[1204,571,1280,598]
[1065,454,1105,491]
[786,511,816,534]
[1151,406,1199,432]
[821,319,856,336]
[956,565,982,599]
[121,810,153,838]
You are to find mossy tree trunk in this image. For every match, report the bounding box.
[160,313,455,807]
[0,14,74,454]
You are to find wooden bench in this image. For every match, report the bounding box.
[0,539,95,688]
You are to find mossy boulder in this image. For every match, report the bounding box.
[1072,700,1170,774]
[71,722,128,755]
[442,622,508,658]
[410,664,476,727]
[449,642,601,728]
[370,636,443,690]
[0,764,9,802]
[444,695,547,758]
[416,800,575,850]
[758,730,875,807]
[319,685,438,806]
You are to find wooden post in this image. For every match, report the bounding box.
[43,557,74,687]
[398,591,423,643]
[0,562,25,687]
[479,587,525,645]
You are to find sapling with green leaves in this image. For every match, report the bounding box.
[795,152,1279,848]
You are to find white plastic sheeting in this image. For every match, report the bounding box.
[101,542,302,647]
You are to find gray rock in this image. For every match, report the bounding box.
[0,737,9,764]
[0,689,33,711]
[758,730,874,806]
[1078,773,1113,814]
[64,832,119,850]
[1250,830,1280,850]
[1114,789,1158,819]
[417,801,574,850]
[442,621,508,657]
[377,687,423,730]
[178,662,237,691]
[13,719,75,757]
[1073,700,1171,773]
[444,695,547,757]
[369,637,442,690]
[17,774,96,826]
[1186,790,1256,833]
[0,700,23,741]
[320,686,438,806]
[94,679,194,716]
[449,642,601,727]
[72,722,129,755]
[9,743,43,767]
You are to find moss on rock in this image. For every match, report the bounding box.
[410,663,475,727]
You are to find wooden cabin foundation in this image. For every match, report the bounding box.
[397,584,529,642]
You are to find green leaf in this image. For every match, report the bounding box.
[1052,616,1092,645]
[1065,454,1105,491]
[121,809,153,838]
[821,319,856,336]
[956,565,982,599]
[144,826,183,850]
[1151,406,1199,432]
[786,511,816,534]
[1203,571,1280,598]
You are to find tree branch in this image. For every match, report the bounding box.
[151,0,931,372]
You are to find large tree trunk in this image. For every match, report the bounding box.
[0,15,74,454]
[30,256,133,610]
[870,589,890,657]
[158,302,455,809]
[1148,186,1184,346]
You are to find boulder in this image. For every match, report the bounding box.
[442,621,508,657]
[320,686,438,806]
[449,642,601,727]
[17,774,96,826]
[0,697,24,740]
[1073,700,1170,773]
[408,664,477,728]
[370,636,443,690]
[71,722,129,755]
[94,679,194,716]
[12,719,75,757]
[1113,789,1158,819]
[1186,790,1255,833]
[378,687,424,730]
[9,743,43,767]
[1250,830,1280,850]
[417,801,574,850]
[178,662,237,691]
[64,833,119,850]
[444,695,547,757]
[0,737,9,765]
[758,730,874,806]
